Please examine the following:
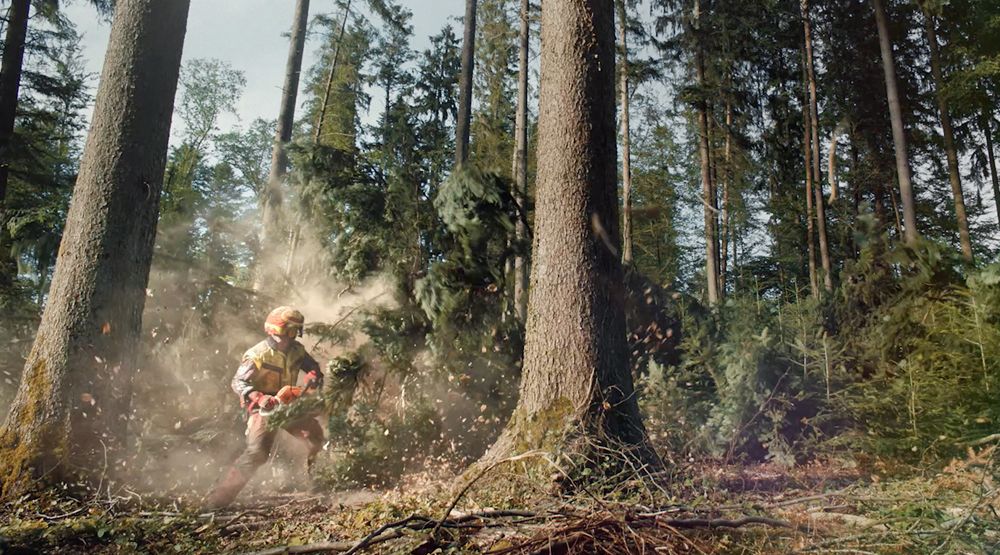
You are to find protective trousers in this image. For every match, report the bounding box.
[203,413,324,510]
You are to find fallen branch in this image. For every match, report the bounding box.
[244,510,537,555]
[34,507,86,521]
[965,433,1000,447]
[651,515,793,529]
[244,539,361,555]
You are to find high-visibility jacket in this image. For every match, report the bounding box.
[231,337,321,404]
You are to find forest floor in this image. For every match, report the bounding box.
[0,447,997,554]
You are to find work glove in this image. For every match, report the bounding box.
[249,391,278,411]
[303,370,322,391]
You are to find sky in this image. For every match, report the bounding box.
[62,0,466,136]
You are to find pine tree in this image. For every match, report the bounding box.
[455,0,478,167]
[873,0,919,245]
[0,0,190,497]
[483,0,657,468]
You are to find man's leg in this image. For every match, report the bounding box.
[203,414,277,510]
[283,416,325,473]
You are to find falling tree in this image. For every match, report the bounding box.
[258,0,310,290]
[313,0,354,147]
[0,0,190,497]
[481,0,657,468]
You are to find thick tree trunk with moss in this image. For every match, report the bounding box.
[0,0,189,498]
[512,0,530,323]
[923,15,972,260]
[873,0,919,245]
[258,0,310,290]
[802,0,833,292]
[482,0,656,468]
[455,0,478,167]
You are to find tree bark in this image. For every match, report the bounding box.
[982,112,1000,232]
[873,0,919,245]
[512,0,530,323]
[258,0,310,289]
[696,0,719,306]
[924,15,972,260]
[482,0,655,467]
[0,0,190,497]
[719,98,732,294]
[803,89,819,298]
[0,0,30,290]
[313,0,352,146]
[0,0,29,207]
[455,0,478,167]
[617,0,633,264]
[801,47,819,298]
[802,0,833,292]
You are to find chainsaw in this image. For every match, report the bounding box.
[257,377,319,417]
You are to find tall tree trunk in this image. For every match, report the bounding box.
[924,15,972,260]
[258,0,310,289]
[873,0,919,245]
[512,0,530,323]
[482,0,655,467]
[696,0,719,306]
[313,0,352,146]
[802,0,833,292]
[719,98,732,294]
[0,0,31,290]
[617,0,633,264]
[982,112,1000,231]
[850,138,861,257]
[0,0,190,498]
[801,49,819,298]
[0,0,29,208]
[455,0,478,167]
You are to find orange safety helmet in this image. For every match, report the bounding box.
[264,306,305,338]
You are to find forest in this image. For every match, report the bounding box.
[0,0,998,552]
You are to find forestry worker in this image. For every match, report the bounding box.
[203,306,325,510]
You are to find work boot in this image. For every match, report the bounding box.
[202,467,249,511]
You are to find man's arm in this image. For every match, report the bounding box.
[301,352,324,390]
[231,359,257,404]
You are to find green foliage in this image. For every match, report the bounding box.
[644,239,1000,466]
[416,165,522,334]
[833,245,1000,459]
[318,398,442,488]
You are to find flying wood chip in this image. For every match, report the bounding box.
[101,322,112,334]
